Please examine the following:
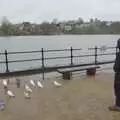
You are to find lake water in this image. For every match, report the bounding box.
[0,35,119,73]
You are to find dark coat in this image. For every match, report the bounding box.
[113,51,120,72]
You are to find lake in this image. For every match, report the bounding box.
[0,35,119,73]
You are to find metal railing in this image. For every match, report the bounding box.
[0,45,117,78]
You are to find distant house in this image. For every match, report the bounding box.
[17,22,32,32]
[58,21,76,31]
[58,22,66,31]
[79,23,91,28]
[64,24,72,31]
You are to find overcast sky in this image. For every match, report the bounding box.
[0,0,120,23]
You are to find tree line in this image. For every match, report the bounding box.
[0,17,120,36]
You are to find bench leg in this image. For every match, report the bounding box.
[86,68,96,76]
[63,72,72,80]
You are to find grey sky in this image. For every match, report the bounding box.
[0,0,120,23]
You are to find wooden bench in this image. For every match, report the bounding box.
[57,65,100,80]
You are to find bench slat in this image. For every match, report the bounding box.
[57,65,100,73]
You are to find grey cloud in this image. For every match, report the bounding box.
[0,0,120,23]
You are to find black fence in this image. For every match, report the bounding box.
[0,46,117,78]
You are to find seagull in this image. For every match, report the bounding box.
[2,79,8,92]
[25,84,32,93]
[53,81,62,87]
[2,79,7,87]
[30,80,35,88]
[37,81,44,88]
[24,92,31,99]
[7,90,15,97]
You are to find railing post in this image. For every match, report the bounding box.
[5,50,9,72]
[95,46,98,65]
[41,48,45,80]
[70,47,73,65]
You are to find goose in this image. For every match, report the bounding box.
[37,81,44,88]
[7,90,15,97]
[30,79,35,88]
[25,84,32,93]
[24,92,31,99]
[53,81,62,87]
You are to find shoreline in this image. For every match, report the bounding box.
[0,34,120,37]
